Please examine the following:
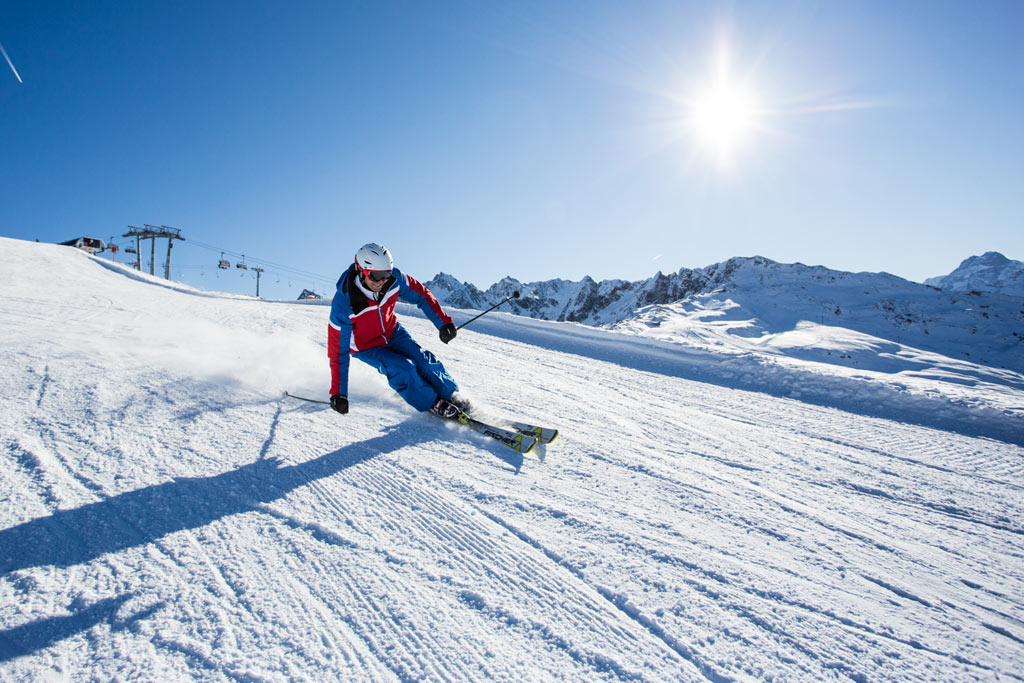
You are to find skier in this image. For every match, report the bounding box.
[328,243,468,419]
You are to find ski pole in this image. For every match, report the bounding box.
[284,391,330,405]
[455,291,520,331]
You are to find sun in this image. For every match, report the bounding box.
[694,84,756,145]
[687,43,761,169]
[690,80,759,169]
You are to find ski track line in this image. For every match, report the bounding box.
[172,515,390,680]
[497,380,1024,679]
[669,395,1024,548]
[580,418,917,569]
[683,408,1024,544]
[261,541,394,680]
[33,363,52,409]
[838,478,1024,537]
[5,435,62,511]
[324,456,697,680]
[352,462,640,678]
[301,551,405,679]
[28,416,107,503]
[477,509,733,683]
[4,371,103,512]
[482,475,1006,680]
[415,463,734,683]
[3,294,115,332]
[258,461,514,679]
[682,382,1024,483]
[707,514,1002,672]
[101,548,249,674]
[794,419,1024,485]
[798,434,1024,541]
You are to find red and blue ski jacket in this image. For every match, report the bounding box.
[328,265,453,396]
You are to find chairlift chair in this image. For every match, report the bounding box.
[218,252,230,269]
[236,255,248,271]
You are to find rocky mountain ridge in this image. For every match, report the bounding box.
[426,255,1024,372]
[427,257,765,326]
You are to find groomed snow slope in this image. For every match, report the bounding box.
[2,237,1023,681]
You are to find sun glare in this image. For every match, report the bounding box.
[694,85,756,151]
[688,41,761,169]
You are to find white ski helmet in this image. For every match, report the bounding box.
[354,243,393,273]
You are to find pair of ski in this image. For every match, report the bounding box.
[452,412,558,455]
[284,391,557,455]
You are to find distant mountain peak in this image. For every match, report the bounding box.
[925,252,1024,296]
[977,251,1010,261]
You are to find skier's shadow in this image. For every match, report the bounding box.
[0,424,425,578]
[0,594,162,663]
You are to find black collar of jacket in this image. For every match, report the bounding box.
[342,264,395,314]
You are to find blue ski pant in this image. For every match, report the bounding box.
[353,324,458,412]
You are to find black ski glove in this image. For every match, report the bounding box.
[330,394,349,414]
[439,323,457,344]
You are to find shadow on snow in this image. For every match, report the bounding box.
[0,424,430,661]
[0,595,162,664]
[0,425,427,577]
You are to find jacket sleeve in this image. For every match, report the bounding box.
[398,271,453,329]
[328,296,352,396]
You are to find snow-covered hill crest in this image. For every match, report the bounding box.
[925,251,1024,296]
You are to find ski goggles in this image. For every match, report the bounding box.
[358,266,393,283]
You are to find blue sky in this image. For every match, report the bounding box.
[2,1,1022,300]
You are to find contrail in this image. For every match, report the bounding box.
[0,42,23,84]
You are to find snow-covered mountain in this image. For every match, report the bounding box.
[430,256,1024,374]
[2,237,1023,681]
[925,251,1024,296]
[428,266,691,325]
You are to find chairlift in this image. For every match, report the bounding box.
[236,255,248,271]
[125,246,137,255]
[218,252,230,269]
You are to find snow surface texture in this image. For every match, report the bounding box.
[2,236,1023,681]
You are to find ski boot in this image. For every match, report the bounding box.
[430,398,462,420]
